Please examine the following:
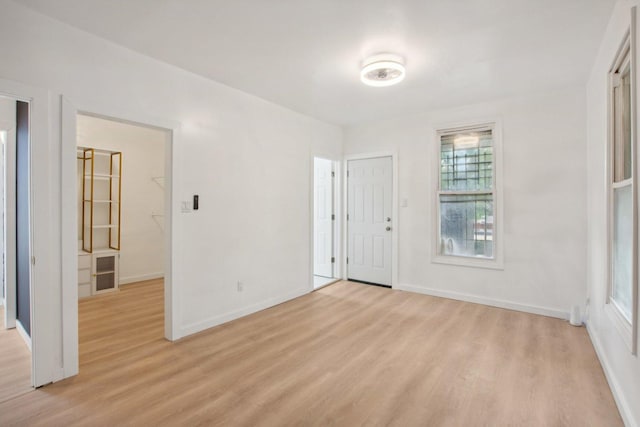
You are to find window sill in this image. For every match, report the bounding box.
[604,302,635,354]
[432,255,504,270]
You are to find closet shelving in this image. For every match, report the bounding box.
[78,147,122,253]
[78,147,123,297]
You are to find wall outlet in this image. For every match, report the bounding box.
[237,281,243,292]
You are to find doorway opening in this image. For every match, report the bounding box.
[313,157,339,289]
[76,113,169,366]
[0,95,33,402]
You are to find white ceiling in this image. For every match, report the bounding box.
[18,0,615,126]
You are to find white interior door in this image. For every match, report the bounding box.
[0,136,4,305]
[0,98,16,329]
[347,156,392,286]
[314,158,333,278]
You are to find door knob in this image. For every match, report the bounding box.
[386,217,391,222]
[386,226,392,231]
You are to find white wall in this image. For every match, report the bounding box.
[586,1,640,426]
[344,88,587,319]
[0,0,342,380]
[0,96,15,130]
[77,115,166,284]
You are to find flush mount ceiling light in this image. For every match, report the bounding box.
[360,54,406,87]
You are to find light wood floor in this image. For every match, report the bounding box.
[0,306,32,404]
[0,279,623,426]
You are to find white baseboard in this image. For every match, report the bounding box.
[119,272,164,285]
[586,322,638,427]
[179,287,310,338]
[313,278,341,291]
[16,320,32,351]
[394,283,569,320]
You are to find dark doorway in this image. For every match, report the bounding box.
[16,100,30,335]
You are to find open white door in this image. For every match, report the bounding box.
[0,78,56,388]
[0,132,4,312]
[347,156,393,286]
[314,158,334,278]
[0,98,16,330]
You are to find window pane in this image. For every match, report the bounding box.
[440,130,493,191]
[614,69,632,182]
[439,194,493,258]
[622,71,632,180]
[612,185,633,321]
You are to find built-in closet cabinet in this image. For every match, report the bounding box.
[77,147,122,297]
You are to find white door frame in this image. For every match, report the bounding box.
[309,155,341,291]
[343,151,398,288]
[61,96,181,377]
[0,78,53,388]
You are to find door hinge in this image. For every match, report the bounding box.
[331,257,335,263]
[31,256,36,265]
[347,170,350,177]
[347,213,349,221]
[331,214,335,220]
[331,171,335,178]
[346,257,349,264]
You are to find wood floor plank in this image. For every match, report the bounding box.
[0,279,623,426]
[0,306,32,404]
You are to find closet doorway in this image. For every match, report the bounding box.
[76,114,169,366]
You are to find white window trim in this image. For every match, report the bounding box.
[431,119,504,270]
[605,16,638,355]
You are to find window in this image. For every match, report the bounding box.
[607,31,638,354]
[435,123,501,268]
